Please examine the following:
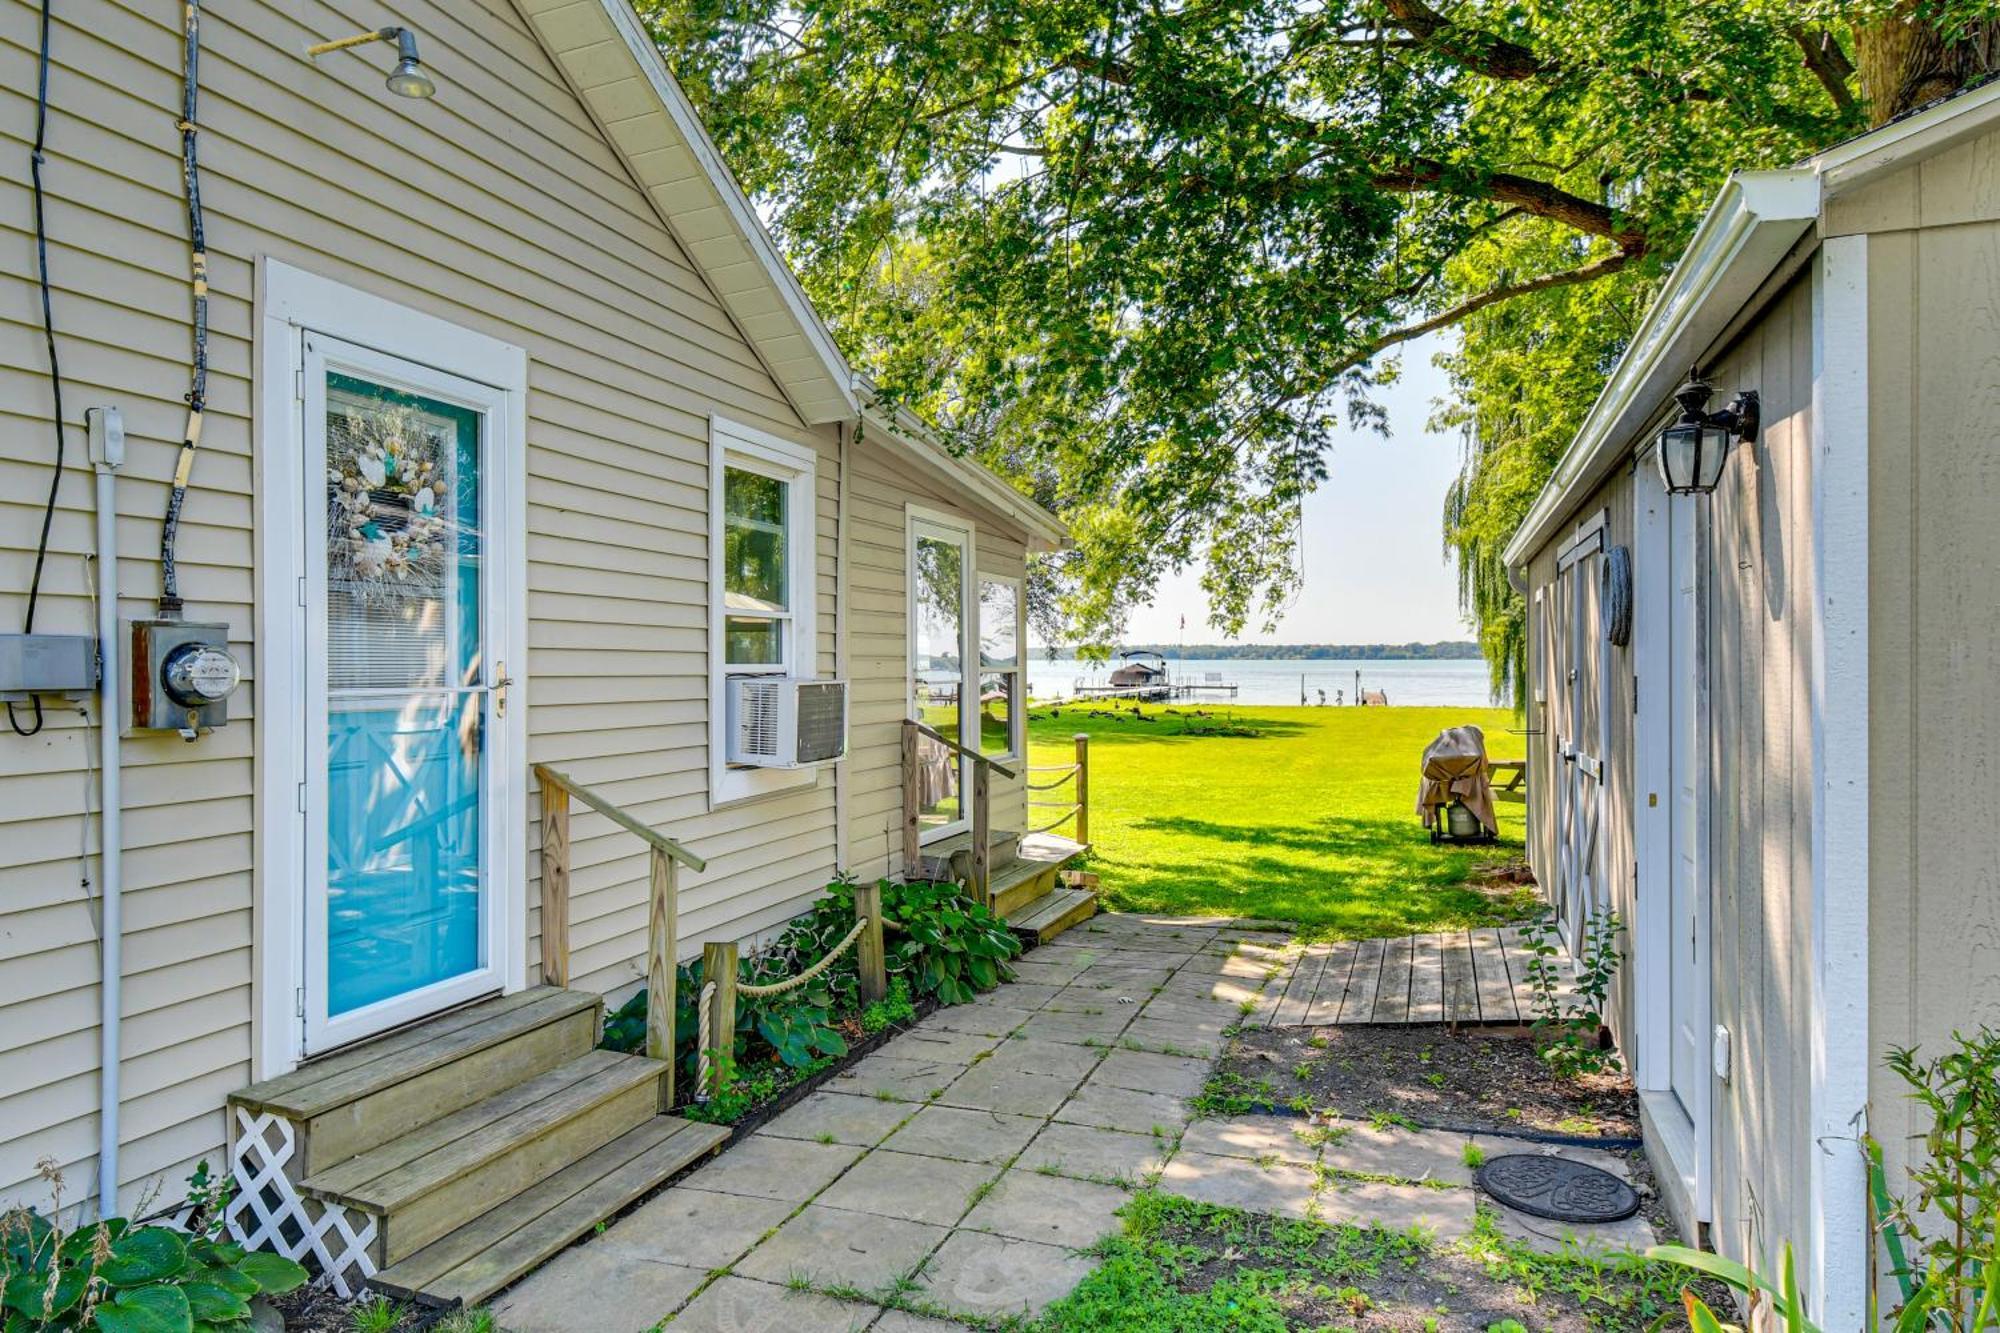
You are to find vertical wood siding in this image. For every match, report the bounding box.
[0,0,864,1214]
[1855,128,2000,1210]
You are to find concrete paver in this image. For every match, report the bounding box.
[666,1276,879,1333]
[733,1203,949,1288]
[959,1169,1130,1249]
[813,1149,998,1226]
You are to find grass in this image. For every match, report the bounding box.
[1027,704,1535,938]
[1019,1192,1705,1332]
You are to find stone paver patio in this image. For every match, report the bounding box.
[488,915,1656,1331]
[490,913,1291,1331]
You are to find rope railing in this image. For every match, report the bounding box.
[1024,767,1078,791]
[696,883,891,1103]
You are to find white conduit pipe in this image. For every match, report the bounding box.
[93,435,123,1219]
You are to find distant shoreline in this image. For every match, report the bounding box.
[1036,641,1482,662]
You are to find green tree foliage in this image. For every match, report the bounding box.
[640,0,1991,665]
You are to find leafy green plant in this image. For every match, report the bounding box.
[1647,1241,1820,1332]
[861,977,917,1034]
[1521,905,1624,1078]
[1873,1028,2000,1331]
[0,1165,308,1332]
[877,879,1021,1005]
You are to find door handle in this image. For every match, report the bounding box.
[493,662,513,718]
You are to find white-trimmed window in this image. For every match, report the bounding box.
[977,575,1023,760]
[709,418,818,806]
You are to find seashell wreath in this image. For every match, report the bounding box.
[326,403,454,602]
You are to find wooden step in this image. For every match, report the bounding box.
[1007,886,1099,943]
[370,1115,730,1306]
[231,988,601,1176]
[988,833,1089,918]
[300,1049,666,1266]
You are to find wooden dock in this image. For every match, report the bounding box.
[1262,926,1568,1027]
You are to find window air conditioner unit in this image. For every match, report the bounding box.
[727,678,848,768]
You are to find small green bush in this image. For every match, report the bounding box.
[0,1164,308,1332]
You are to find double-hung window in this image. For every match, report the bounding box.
[977,575,1023,760]
[709,418,817,806]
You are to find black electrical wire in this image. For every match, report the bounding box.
[9,0,68,739]
[159,0,208,621]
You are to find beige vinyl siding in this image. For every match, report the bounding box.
[1855,126,2000,1208]
[0,0,840,1214]
[842,434,1036,880]
[1695,272,1819,1288]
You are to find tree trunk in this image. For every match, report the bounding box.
[1853,6,2000,127]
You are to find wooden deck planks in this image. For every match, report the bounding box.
[1268,943,1333,1027]
[1373,935,1413,1023]
[1440,930,1479,1023]
[1406,933,1445,1023]
[1272,928,1565,1028]
[1302,940,1359,1024]
[1470,928,1517,1023]
[1340,937,1387,1023]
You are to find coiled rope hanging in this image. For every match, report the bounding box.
[1601,544,1633,648]
[160,0,208,620]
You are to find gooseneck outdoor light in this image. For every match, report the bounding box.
[1656,377,1759,495]
[306,26,436,100]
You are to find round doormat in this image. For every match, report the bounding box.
[1476,1154,1640,1223]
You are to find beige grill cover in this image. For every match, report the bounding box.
[1417,725,1497,833]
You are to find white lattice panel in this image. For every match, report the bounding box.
[226,1106,378,1298]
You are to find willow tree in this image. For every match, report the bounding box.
[641,0,1996,669]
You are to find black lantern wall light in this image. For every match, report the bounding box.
[1656,377,1759,495]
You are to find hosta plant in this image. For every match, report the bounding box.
[0,1164,308,1332]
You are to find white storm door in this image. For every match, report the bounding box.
[300,334,516,1054]
[1667,493,1706,1115]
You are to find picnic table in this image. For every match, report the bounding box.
[1489,758,1527,805]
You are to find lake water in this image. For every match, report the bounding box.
[1026,656,1505,709]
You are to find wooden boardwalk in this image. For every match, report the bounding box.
[1263,926,1567,1027]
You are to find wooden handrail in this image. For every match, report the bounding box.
[534,764,699,1107]
[902,719,1018,780]
[534,765,706,871]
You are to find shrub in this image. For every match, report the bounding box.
[1520,905,1623,1078]
[0,1164,308,1332]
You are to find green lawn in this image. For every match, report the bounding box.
[1026,704,1535,939]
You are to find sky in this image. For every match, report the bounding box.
[1111,332,1474,647]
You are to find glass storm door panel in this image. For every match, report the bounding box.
[912,521,971,836]
[303,337,503,1052]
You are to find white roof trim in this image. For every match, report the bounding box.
[859,396,1069,552]
[1503,78,2000,571]
[514,0,857,424]
[1501,169,1818,569]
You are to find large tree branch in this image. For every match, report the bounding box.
[1372,158,1647,250]
[1353,248,1640,367]
[1791,26,1859,115]
[1380,0,1550,79]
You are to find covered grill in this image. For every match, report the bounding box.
[1417,725,1499,844]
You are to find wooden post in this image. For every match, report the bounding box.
[1073,733,1090,845]
[971,761,991,907]
[647,847,677,1110]
[539,781,571,987]
[854,881,887,1003]
[900,721,921,877]
[701,941,738,1100]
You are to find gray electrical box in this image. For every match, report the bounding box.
[129,619,240,738]
[0,634,98,703]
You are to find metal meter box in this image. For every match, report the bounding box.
[129,619,239,737]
